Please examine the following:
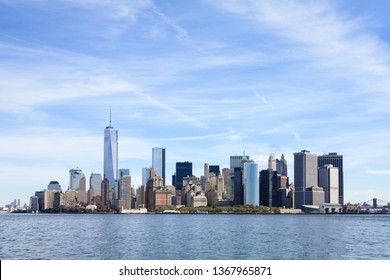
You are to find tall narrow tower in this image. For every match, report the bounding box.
[318,153,344,204]
[152,147,166,186]
[294,150,318,209]
[104,108,118,189]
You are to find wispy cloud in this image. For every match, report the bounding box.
[366,170,390,175]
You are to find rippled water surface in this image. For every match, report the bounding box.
[1,214,389,259]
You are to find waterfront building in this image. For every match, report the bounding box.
[53,191,64,209]
[152,147,166,186]
[276,154,288,176]
[277,182,294,209]
[64,190,77,206]
[304,186,325,206]
[48,181,62,191]
[34,190,57,211]
[243,162,259,206]
[30,196,39,212]
[154,187,174,209]
[187,191,207,207]
[318,164,339,204]
[136,185,146,208]
[69,168,86,192]
[104,111,118,189]
[174,161,192,191]
[318,153,344,204]
[145,175,164,211]
[294,150,318,209]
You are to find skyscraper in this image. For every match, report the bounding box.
[276,154,288,176]
[268,154,276,171]
[318,164,339,204]
[230,152,250,203]
[48,181,62,191]
[89,173,103,194]
[69,168,86,191]
[89,172,102,205]
[230,153,250,171]
[259,169,278,207]
[152,147,166,185]
[142,167,151,186]
[104,111,118,189]
[294,150,318,209]
[318,153,344,204]
[174,161,192,191]
[243,162,259,206]
[118,169,130,200]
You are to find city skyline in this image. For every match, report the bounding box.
[2,0,390,206]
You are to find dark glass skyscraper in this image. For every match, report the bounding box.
[174,161,192,191]
[260,169,278,207]
[318,153,344,205]
[209,165,220,176]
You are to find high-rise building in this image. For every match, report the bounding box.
[152,147,166,185]
[276,154,288,176]
[69,168,86,191]
[318,164,339,204]
[230,153,250,171]
[243,162,259,206]
[121,175,132,209]
[48,181,62,191]
[174,161,192,191]
[104,111,118,189]
[142,167,151,186]
[90,173,102,194]
[259,169,278,207]
[233,167,244,205]
[268,154,276,171]
[230,152,250,203]
[294,150,318,209]
[318,153,344,204]
[30,196,39,213]
[118,169,130,200]
[209,165,220,176]
[88,173,102,205]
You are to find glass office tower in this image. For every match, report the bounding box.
[104,117,118,189]
[152,147,166,186]
[243,162,259,206]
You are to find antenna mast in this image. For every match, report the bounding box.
[109,106,112,127]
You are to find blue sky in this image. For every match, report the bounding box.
[1,0,390,206]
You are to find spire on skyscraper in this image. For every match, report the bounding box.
[109,106,112,127]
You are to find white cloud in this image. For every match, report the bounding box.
[366,170,390,175]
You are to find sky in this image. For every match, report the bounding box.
[1,0,390,206]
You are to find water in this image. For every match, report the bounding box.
[1,214,389,260]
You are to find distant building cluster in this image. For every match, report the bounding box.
[28,115,347,214]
